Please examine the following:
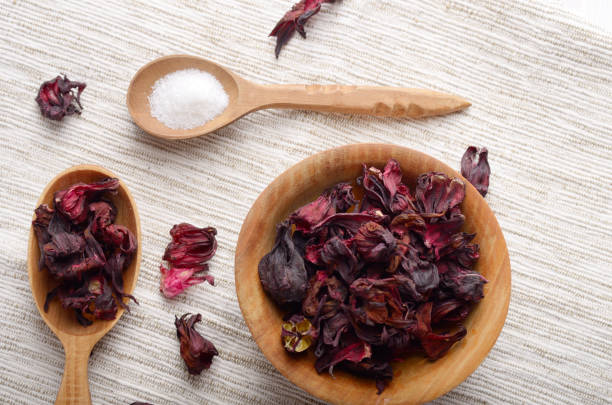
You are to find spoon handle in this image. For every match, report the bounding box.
[56,339,93,405]
[251,84,470,118]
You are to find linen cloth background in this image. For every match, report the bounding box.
[1,0,610,404]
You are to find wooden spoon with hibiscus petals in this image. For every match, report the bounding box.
[27,165,141,405]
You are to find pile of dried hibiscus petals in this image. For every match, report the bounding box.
[32,178,137,326]
[259,158,488,393]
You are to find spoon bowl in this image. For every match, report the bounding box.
[27,164,141,405]
[127,55,471,140]
[127,55,243,139]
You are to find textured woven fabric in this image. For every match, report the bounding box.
[1,0,610,404]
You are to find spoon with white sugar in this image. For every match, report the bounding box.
[127,55,471,140]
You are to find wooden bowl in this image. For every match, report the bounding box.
[235,144,510,405]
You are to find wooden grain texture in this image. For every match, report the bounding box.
[27,165,142,405]
[126,55,470,140]
[235,144,511,405]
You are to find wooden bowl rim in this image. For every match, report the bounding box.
[235,143,511,405]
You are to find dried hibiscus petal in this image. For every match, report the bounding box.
[290,183,355,233]
[354,222,396,263]
[175,313,218,374]
[270,0,336,58]
[54,178,119,224]
[102,224,137,256]
[461,146,490,197]
[258,221,308,305]
[160,265,214,298]
[415,172,465,215]
[320,237,358,284]
[33,205,54,270]
[440,262,487,302]
[159,223,217,298]
[315,340,372,376]
[36,75,86,121]
[420,327,467,360]
[164,224,217,267]
[89,201,116,237]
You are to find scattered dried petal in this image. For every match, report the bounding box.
[270,0,336,58]
[159,223,217,298]
[165,224,217,266]
[36,75,86,120]
[160,265,214,298]
[461,146,490,197]
[175,313,218,374]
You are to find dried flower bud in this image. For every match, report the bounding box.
[164,224,217,267]
[281,315,316,353]
[54,178,119,224]
[270,0,336,58]
[461,146,490,197]
[160,265,214,299]
[35,75,86,120]
[354,221,397,262]
[175,313,218,375]
[258,222,308,305]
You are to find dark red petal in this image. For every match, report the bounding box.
[461,146,490,197]
[420,327,467,360]
[270,0,333,58]
[35,75,86,121]
[175,313,218,374]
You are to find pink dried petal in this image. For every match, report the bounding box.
[160,265,214,299]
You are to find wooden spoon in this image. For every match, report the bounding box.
[27,165,141,405]
[127,55,471,140]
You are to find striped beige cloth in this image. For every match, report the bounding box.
[1,0,610,404]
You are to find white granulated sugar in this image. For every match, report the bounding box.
[149,69,229,130]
